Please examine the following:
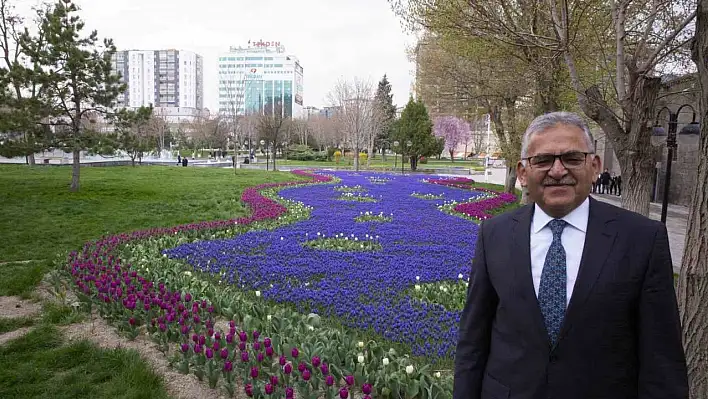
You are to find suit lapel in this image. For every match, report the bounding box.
[558,197,618,342]
[511,205,549,348]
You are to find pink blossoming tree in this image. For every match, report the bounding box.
[433,116,471,161]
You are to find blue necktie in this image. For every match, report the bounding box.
[538,219,568,346]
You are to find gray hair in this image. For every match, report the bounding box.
[520,111,595,158]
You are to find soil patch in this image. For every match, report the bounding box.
[0,326,33,346]
[0,296,42,318]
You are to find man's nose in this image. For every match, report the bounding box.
[547,158,568,178]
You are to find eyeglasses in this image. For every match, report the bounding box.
[524,151,592,171]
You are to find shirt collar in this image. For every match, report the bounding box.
[532,197,590,234]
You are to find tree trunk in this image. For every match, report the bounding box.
[449,149,455,161]
[504,164,516,193]
[70,149,80,192]
[272,145,277,171]
[28,153,36,166]
[367,143,374,168]
[534,56,561,114]
[353,146,360,171]
[614,74,661,216]
[678,3,708,396]
[520,186,531,205]
[618,154,654,216]
[410,155,418,171]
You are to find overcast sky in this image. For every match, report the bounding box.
[18,0,417,111]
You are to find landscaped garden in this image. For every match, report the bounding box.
[0,165,519,398]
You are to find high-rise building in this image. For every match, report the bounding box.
[111,49,204,122]
[217,41,303,118]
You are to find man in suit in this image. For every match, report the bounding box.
[453,112,687,399]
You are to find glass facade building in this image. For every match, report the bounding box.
[217,44,303,118]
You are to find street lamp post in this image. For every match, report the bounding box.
[653,104,700,224]
[260,139,268,171]
[393,141,399,171]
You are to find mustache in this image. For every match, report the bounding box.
[542,178,577,186]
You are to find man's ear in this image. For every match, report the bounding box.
[591,154,602,175]
[516,160,527,187]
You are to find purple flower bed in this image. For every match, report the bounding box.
[165,172,515,359]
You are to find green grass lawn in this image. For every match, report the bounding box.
[0,325,169,399]
[0,165,304,296]
[0,165,303,263]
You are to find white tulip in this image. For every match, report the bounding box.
[415,285,421,290]
[358,341,364,348]
[434,372,441,378]
[458,273,464,279]
[308,325,314,331]
[406,365,414,375]
[382,358,390,366]
[267,314,272,321]
[358,355,365,364]
[416,276,420,281]
[255,291,261,297]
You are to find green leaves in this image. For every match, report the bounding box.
[302,237,382,252]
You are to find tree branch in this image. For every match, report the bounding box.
[639,9,697,72]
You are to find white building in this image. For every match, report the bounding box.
[111,49,204,123]
[217,41,303,118]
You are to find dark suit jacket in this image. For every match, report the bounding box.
[453,197,687,399]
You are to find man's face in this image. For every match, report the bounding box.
[517,124,601,218]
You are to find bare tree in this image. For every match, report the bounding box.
[256,103,289,170]
[219,68,247,168]
[327,78,377,171]
[307,113,340,151]
[150,107,170,154]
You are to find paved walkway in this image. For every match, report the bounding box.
[591,194,687,273]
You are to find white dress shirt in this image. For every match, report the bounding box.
[530,198,590,305]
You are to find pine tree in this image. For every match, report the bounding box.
[22,0,124,191]
[373,74,397,159]
[393,97,437,170]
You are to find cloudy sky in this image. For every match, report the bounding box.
[18,0,418,111]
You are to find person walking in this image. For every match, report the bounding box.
[453,111,687,399]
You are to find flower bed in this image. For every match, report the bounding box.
[165,172,495,360]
